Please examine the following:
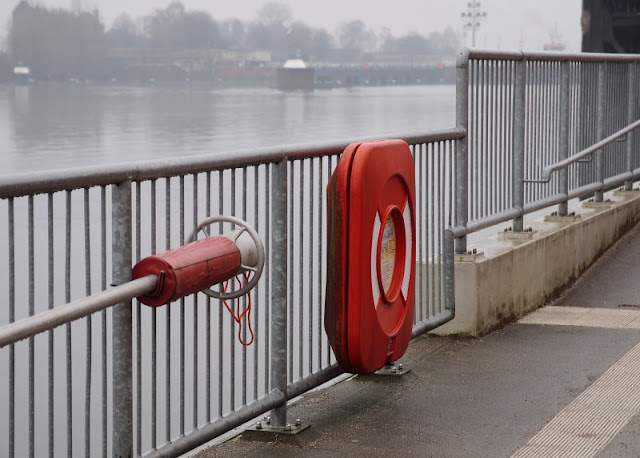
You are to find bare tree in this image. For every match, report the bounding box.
[428,27,460,57]
[220,19,246,48]
[107,13,142,48]
[257,2,292,27]
[146,2,218,49]
[183,11,219,48]
[10,1,106,79]
[311,28,332,61]
[337,20,376,55]
[284,21,312,58]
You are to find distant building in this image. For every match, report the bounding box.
[106,48,272,83]
[107,48,271,66]
[582,0,640,52]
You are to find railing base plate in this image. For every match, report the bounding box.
[497,230,538,240]
[374,362,411,377]
[583,200,614,208]
[455,252,484,263]
[544,214,581,223]
[614,189,640,195]
[244,418,310,438]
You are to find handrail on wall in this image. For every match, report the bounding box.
[541,119,640,182]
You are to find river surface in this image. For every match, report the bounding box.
[0,84,455,175]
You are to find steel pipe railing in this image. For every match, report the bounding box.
[457,48,640,248]
[0,129,460,458]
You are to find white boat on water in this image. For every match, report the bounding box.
[277,58,314,91]
[13,65,31,84]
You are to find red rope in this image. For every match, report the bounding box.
[221,272,254,346]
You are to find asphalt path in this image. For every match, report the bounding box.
[199,223,640,458]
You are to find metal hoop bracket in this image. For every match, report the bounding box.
[187,215,265,300]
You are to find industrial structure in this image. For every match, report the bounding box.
[582,0,640,52]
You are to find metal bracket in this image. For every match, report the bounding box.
[242,416,317,446]
[455,249,484,263]
[577,154,594,163]
[497,227,537,240]
[246,416,310,436]
[544,211,581,223]
[582,199,613,209]
[614,188,640,195]
[375,362,411,377]
[186,215,266,300]
[523,178,550,184]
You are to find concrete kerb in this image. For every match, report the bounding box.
[430,190,640,336]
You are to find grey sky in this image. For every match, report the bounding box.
[0,0,583,51]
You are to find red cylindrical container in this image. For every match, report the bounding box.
[132,236,242,307]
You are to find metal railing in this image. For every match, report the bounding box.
[1,48,640,458]
[454,49,640,250]
[0,130,459,457]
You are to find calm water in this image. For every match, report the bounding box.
[0,84,455,175]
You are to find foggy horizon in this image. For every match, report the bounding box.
[0,0,583,52]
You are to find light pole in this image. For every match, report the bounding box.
[461,1,487,47]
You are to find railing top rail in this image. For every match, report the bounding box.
[0,127,464,199]
[458,47,640,65]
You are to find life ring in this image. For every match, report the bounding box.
[325,139,416,374]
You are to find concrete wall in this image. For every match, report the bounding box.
[430,190,640,336]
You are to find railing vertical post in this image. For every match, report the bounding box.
[558,61,570,216]
[595,62,606,202]
[455,49,469,253]
[512,57,526,232]
[625,62,637,191]
[112,179,133,458]
[269,159,288,427]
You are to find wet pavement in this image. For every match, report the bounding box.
[198,222,640,458]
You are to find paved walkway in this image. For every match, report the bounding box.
[200,222,640,458]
